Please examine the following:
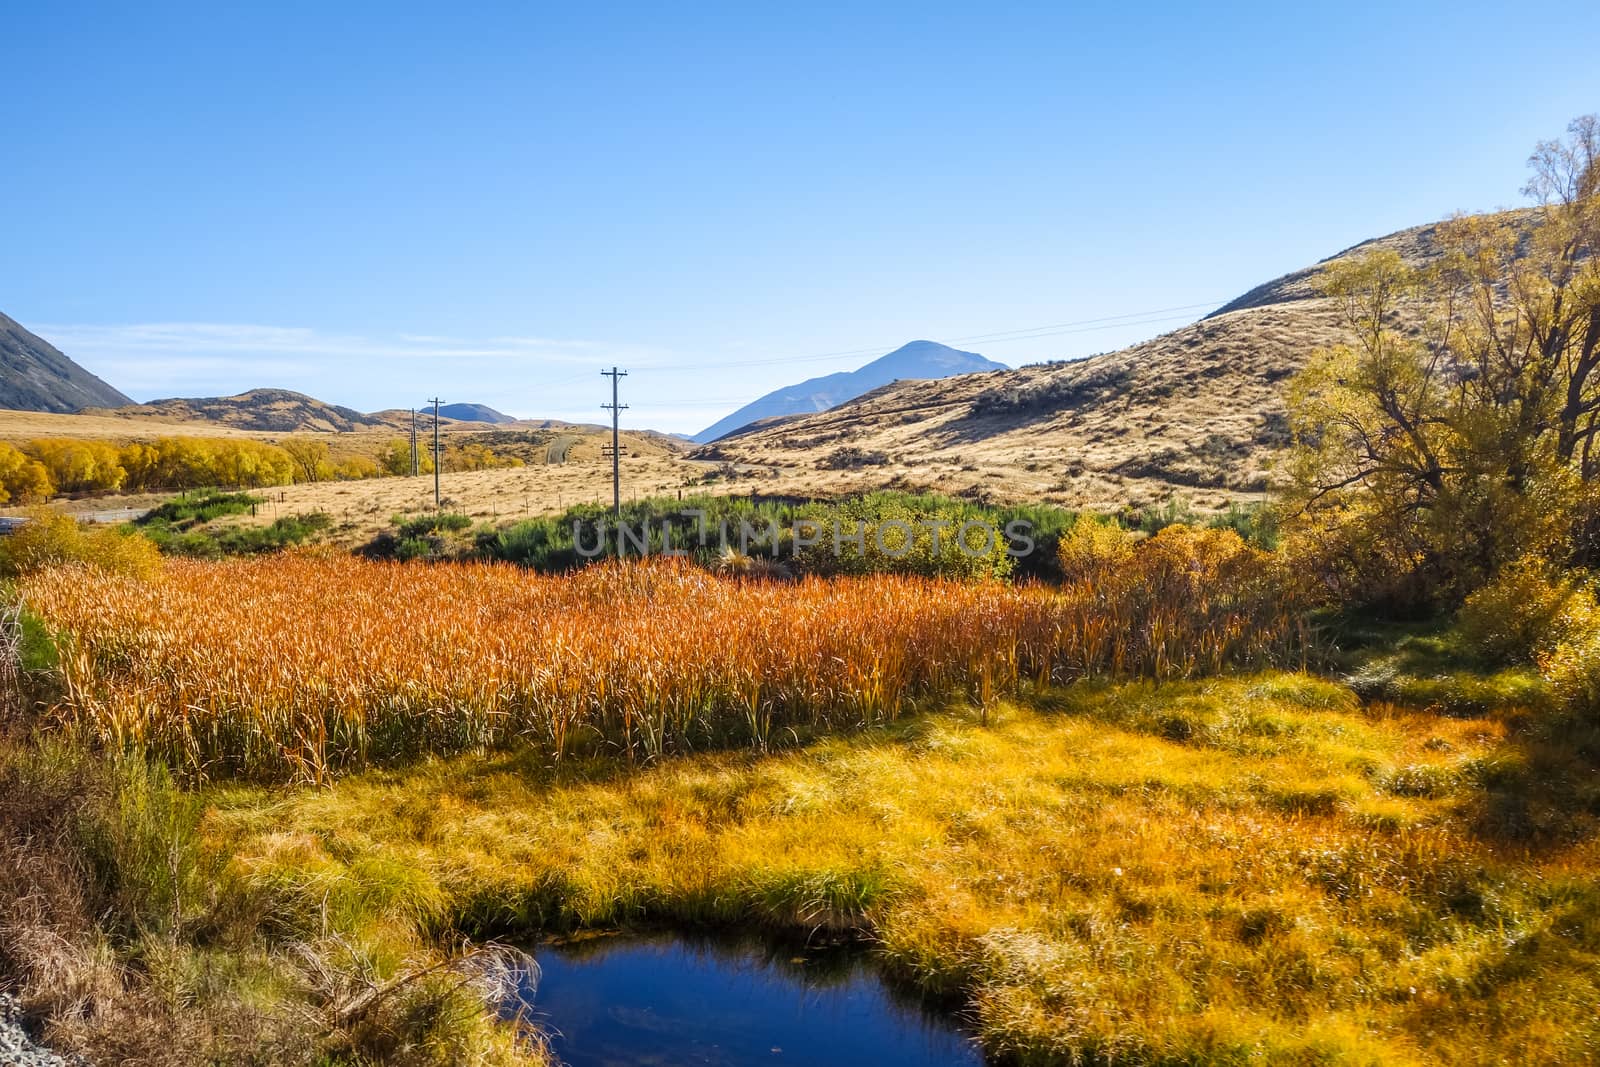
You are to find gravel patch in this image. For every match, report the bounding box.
[0,994,87,1067]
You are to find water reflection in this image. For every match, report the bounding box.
[507,933,984,1066]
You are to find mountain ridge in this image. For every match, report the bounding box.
[96,388,397,433]
[697,212,1530,510]
[692,340,1007,443]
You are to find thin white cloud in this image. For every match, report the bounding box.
[26,321,688,421]
[35,322,662,364]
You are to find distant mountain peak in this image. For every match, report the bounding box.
[437,402,516,424]
[693,340,1005,443]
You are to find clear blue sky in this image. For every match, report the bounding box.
[3,2,1596,434]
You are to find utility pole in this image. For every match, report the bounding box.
[410,408,418,477]
[428,397,442,509]
[601,367,628,520]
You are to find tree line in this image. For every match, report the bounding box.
[0,434,528,504]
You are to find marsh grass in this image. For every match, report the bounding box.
[22,552,1303,782]
[0,739,541,1065]
[197,674,1599,1065]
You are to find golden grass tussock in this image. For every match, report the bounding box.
[21,533,1302,782]
[205,677,1600,1065]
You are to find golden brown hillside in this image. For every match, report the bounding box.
[87,387,410,433]
[696,213,1533,511]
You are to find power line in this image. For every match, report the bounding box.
[608,307,1209,411]
[600,368,628,519]
[632,301,1222,373]
[438,298,1220,424]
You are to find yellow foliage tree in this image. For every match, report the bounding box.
[1283,116,1600,609]
[0,442,54,504]
[26,438,126,494]
[281,437,333,482]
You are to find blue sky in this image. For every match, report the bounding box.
[3,2,1596,434]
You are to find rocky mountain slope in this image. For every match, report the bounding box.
[693,340,1007,443]
[696,215,1502,511]
[0,311,132,413]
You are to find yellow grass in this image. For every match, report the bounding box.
[206,676,1600,1065]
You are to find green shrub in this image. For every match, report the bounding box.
[484,519,579,571]
[1136,497,1200,535]
[395,537,436,561]
[482,492,1067,581]
[1208,501,1280,550]
[143,511,332,558]
[139,491,262,527]
[394,512,472,539]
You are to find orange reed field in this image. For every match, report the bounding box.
[20,546,1302,782]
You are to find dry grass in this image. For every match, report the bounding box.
[221,445,706,544]
[0,740,544,1066]
[20,547,1300,781]
[0,407,297,441]
[5,543,1595,1063]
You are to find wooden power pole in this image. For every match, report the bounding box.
[601,368,628,520]
[427,397,442,509]
[410,408,418,477]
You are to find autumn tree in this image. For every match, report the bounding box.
[0,442,54,504]
[379,437,432,476]
[26,438,126,494]
[281,437,332,482]
[1284,115,1600,609]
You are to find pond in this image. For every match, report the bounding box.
[505,933,985,1066]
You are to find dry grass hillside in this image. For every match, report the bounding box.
[86,388,413,433]
[214,431,704,543]
[697,214,1523,511]
[2,211,1533,523]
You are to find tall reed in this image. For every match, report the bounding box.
[22,545,1302,782]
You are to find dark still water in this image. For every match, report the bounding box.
[509,934,985,1067]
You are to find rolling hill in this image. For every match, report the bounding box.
[0,311,133,413]
[692,340,1007,443]
[695,214,1509,511]
[98,389,397,433]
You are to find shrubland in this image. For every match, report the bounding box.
[0,115,1597,1065]
[0,508,160,580]
[132,491,334,558]
[478,491,1037,579]
[452,489,1272,582]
